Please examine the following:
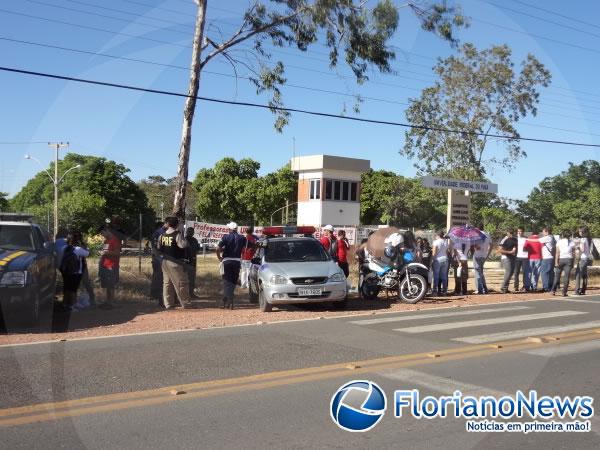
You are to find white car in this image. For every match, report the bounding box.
[248,233,347,312]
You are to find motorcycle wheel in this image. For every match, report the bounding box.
[360,275,380,300]
[398,274,426,304]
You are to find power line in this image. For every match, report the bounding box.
[22,0,191,36]
[485,1,600,40]
[0,8,190,48]
[1,65,599,148]
[473,17,600,57]
[5,6,600,101]
[7,35,600,125]
[0,7,436,84]
[61,0,192,28]
[0,141,58,145]
[509,0,600,31]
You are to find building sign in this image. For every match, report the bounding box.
[447,190,471,229]
[422,176,498,194]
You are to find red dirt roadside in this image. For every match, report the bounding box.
[2,288,597,346]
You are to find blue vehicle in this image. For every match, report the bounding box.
[0,217,55,326]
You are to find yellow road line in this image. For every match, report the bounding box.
[1,328,599,427]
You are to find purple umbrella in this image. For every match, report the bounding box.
[447,225,487,246]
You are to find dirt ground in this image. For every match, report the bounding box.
[1,255,597,345]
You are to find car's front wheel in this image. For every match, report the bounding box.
[331,296,348,310]
[248,280,259,304]
[258,284,272,312]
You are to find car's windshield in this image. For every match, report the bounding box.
[264,239,329,263]
[0,225,35,251]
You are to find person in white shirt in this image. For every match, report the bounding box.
[551,230,575,296]
[473,234,492,294]
[538,227,556,292]
[514,228,531,291]
[574,226,593,295]
[431,230,450,296]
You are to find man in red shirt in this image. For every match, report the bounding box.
[240,226,258,288]
[335,229,350,277]
[524,232,543,291]
[320,225,336,253]
[99,226,121,306]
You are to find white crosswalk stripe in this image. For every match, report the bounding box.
[378,368,507,397]
[563,298,599,304]
[522,340,600,357]
[393,311,586,334]
[453,320,600,344]
[349,306,531,326]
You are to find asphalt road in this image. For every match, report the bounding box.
[1,295,599,449]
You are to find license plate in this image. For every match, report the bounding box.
[298,288,322,296]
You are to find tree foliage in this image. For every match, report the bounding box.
[402,43,551,177]
[138,176,197,220]
[517,160,600,235]
[192,158,297,225]
[360,170,446,228]
[11,153,154,234]
[198,0,467,131]
[0,192,8,212]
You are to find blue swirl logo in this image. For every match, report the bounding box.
[330,380,387,432]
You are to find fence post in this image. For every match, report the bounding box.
[138,213,142,274]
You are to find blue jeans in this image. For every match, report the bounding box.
[575,259,591,293]
[552,258,572,295]
[514,257,531,290]
[529,259,542,291]
[432,258,449,294]
[473,257,487,293]
[540,259,554,291]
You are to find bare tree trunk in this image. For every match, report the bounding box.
[172,0,207,218]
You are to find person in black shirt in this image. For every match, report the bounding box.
[157,217,193,309]
[150,221,167,306]
[497,230,517,293]
[184,226,201,297]
[216,222,246,309]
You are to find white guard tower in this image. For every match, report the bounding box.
[290,155,370,226]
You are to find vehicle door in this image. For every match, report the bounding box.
[249,246,264,292]
[32,226,55,300]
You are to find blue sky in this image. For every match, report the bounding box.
[1,0,599,201]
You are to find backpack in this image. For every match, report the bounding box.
[60,245,80,275]
[329,239,339,262]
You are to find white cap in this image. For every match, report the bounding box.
[226,222,238,230]
[323,224,334,231]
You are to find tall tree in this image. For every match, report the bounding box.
[172,0,468,217]
[360,170,445,228]
[402,43,551,177]
[193,158,297,225]
[517,160,600,234]
[11,154,154,234]
[0,192,9,212]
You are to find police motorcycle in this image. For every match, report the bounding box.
[360,232,429,304]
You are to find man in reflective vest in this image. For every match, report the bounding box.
[157,216,193,309]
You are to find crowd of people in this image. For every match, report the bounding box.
[54,218,594,312]
[390,226,594,297]
[55,220,123,311]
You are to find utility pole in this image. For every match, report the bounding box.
[48,142,69,237]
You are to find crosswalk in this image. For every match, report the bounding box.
[393,311,585,334]
[347,299,600,358]
[453,320,600,344]
[349,305,531,326]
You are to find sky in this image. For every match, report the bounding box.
[1,0,599,202]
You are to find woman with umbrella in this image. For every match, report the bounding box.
[447,225,488,296]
